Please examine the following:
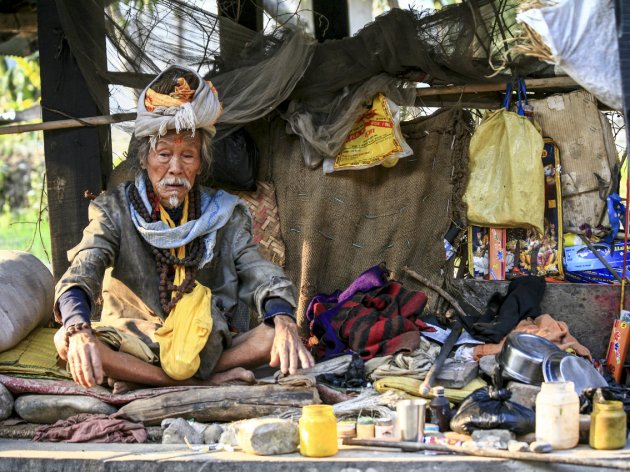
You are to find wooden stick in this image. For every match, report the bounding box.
[417,77,578,97]
[402,267,468,321]
[0,112,137,135]
[420,317,462,396]
[343,438,630,470]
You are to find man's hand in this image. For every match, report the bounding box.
[67,329,104,388]
[269,315,315,375]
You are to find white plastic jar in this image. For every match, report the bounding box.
[535,381,580,450]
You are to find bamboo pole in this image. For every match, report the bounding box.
[0,112,137,136]
[417,76,578,97]
[344,438,630,470]
[0,76,579,136]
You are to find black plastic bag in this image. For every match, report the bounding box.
[450,386,535,435]
[210,128,259,191]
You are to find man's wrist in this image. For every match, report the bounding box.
[263,297,295,326]
[264,312,295,327]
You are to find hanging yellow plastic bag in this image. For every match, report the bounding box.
[463,82,545,234]
[323,93,412,174]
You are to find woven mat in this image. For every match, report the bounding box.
[234,181,286,267]
[0,327,70,380]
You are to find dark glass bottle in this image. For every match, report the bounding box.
[429,386,452,432]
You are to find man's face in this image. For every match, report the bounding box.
[145,131,202,209]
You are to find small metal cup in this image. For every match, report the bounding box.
[396,399,427,442]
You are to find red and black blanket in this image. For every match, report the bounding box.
[307,265,435,360]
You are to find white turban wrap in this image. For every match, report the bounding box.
[134,64,222,142]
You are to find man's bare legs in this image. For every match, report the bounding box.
[54,329,258,389]
[213,322,276,372]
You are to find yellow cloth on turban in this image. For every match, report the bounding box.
[145,77,195,112]
[154,197,213,380]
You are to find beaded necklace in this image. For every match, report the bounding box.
[129,174,205,314]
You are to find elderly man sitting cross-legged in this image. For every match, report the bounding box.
[53,65,314,390]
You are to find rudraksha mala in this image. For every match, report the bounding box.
[129,176,205,314]
[64,322,95,348]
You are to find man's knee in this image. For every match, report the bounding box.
[53,327,68,360]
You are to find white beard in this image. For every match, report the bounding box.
[167,193,181,209]
[157,176,191,209]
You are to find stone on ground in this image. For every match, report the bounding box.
[161,418,204,444]
[0,384,13,420]
[236,418,299,455]
[14,394,117,424]
[471,429,515,450]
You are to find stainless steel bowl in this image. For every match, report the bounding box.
[543,351,608,393]
[497,333,561,385]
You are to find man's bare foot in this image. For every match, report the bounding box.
[206,367,256,386]
[107,377,143,395]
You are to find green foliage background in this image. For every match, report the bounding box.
[0,53,50,265]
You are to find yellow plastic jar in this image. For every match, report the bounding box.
[299,405,338,457]
[590,400,627,450]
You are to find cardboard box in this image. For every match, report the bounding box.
[564,241,630,284]
[606,320,630,383]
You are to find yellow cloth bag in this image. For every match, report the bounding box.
[463,108,545,234]
[154,198,213,380]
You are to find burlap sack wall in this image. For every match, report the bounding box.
[249,109,471,334]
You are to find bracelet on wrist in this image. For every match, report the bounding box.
[64,322,94,347]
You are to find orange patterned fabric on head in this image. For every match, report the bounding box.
[144,78,195,112]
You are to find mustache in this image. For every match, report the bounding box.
[157,177,192,190]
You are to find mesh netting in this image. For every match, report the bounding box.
[53,0,551,161]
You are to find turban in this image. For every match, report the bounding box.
[134,64,222,141]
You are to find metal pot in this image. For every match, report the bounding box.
[496,333,561,385]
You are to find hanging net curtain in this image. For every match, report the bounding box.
[52,0,552,163]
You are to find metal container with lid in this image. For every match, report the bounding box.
[496,333,561,385]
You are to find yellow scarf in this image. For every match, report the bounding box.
[153,196,213,380]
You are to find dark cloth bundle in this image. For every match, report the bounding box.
[307,264,434,360]
[463,276,546,343]
[316,354,368,389]
[33,413,147,443]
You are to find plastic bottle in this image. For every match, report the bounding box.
[429,386,452,432]
[589,400,627,450]
[299,405,338,457]
[535,381,580,450]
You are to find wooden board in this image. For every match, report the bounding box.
[119,385,320,426]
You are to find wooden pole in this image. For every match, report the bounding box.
[417,76,579,97]
[0,113,137,136]
[37,0,110,280]
[344,438,630,470]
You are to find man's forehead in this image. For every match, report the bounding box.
[156,131,200,146]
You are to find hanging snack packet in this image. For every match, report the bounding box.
[323,93,412,174]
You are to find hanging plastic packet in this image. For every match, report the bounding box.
[463,79,545,233]
[323,93,413,174]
